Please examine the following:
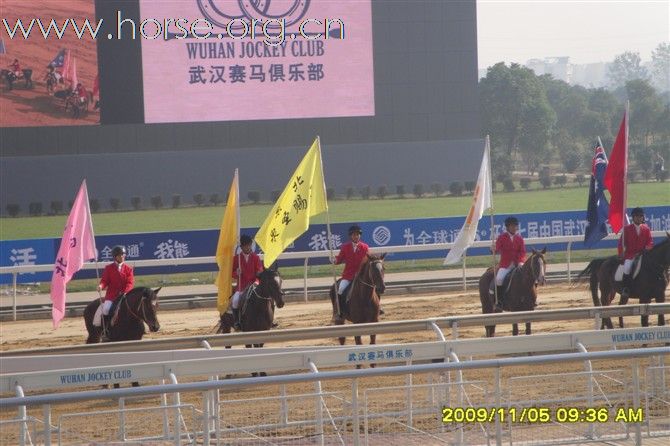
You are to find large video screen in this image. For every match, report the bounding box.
[139,0,375,123]
[0,0,100,127]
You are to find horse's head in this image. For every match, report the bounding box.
[365,253,386,295]
[132,287,161,332]
[258,267,285,308]
[646,233,670,268]
[526,247,547,286]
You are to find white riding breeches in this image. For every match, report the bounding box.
[231,291,242,309]
[94,300,113,327]
[623,258,634,275]
[102,300,113,315]
[495,266,513,286]
[338,279,351,296]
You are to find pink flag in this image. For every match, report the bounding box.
[50,180,97,328]
[70,57,78,87]
[61,49,70,80]
[604,111,628,234]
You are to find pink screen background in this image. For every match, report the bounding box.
[140,0,375,124]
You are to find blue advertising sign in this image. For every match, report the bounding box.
[2,206,669,285]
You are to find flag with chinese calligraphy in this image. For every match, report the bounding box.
[255,138,328,267]
[50,180,97,329]
[215,169,239,314]
[444,139,492,264]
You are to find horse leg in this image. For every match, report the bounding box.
[525,322,531,335]
[370,334,377,368]
[512,323,519,336]
[485,325,495,338]
[354,336,363,369]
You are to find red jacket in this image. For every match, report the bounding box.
[100,262,134,302]
[335,241,369,281]
[232,252,263,291]
[618,223,653,260]
[495,232,526,268]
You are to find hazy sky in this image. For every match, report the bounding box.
[477,0,670,69]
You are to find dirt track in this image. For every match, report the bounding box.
[2,284,664,351]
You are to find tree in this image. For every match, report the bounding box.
[626,79,663,148]
[650,42,670,92]
[480,63,556,176]
[608,52,649,88]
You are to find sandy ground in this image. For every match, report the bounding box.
[1,283,663,350]
[0,0,99,127]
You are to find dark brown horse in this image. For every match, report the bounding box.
[330,254,386,347]
[479,248,547,337]
[84,287,161,344]
[576,234,669,329]
[217,268,285,347]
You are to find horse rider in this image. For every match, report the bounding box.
[74,82,88,104]
[44,64,59,83]
[332,225,384,321]
[490,216,526,310]
[618,207,653,299]
[9,59,21,78]
[231,234,264,330]
[95,246,135,339]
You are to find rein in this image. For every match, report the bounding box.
[355,260,382,290]
[123,292,152,324]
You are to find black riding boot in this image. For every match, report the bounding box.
[621,274,632,299]
[232,309,241,330]
[495,287,505,311]
[101,315,112,341]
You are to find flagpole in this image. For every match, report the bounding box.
[623,101,629,232]
[235,169,243,293]
[83,179,102,301]
[317,136,340,315]
[486,136,499,307]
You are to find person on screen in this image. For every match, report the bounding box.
[74,83,88,104]
[9,59,21,77]
[490,216,526,310]
[230,234,264,330]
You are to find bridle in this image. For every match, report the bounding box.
[525,252,546,285]
[124,291,157,326]
[357,259,384,290]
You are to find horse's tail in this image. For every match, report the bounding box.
[575,258,609,285]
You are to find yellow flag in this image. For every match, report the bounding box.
[215,169,239,314]
[256,137,327,267]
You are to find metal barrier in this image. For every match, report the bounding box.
[2,347,669,445]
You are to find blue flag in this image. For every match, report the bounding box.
[49,48,66,67]
[0,39,6,55]
[584,143,610,247]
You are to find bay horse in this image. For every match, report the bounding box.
[576,234,669,329]
[84,287,161,344]
[330,254,386,347]
[217,268,285,346]
[478,248,547,337]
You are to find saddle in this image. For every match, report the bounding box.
[614,256,643,282]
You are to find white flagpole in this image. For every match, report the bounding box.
[82,180,102,301]
[317,136,340,316]
[486,136,499,307]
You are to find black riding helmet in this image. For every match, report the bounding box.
[111,245,126,257]
[348,225,363,235]
[504,216,519,226]
[631,207,645,217]
[240,234,253,246]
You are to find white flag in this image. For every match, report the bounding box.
[444,139,492,265]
